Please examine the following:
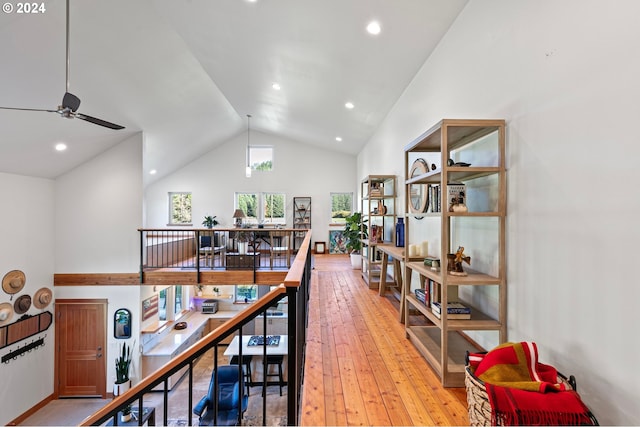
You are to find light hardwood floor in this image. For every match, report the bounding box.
[19,254,469,426]
[300,254,469,426]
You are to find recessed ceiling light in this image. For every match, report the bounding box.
[55,143,67,151]
[366,21,381,35]
[272,83,281,90]
[335,137,343,142]
[149,169,157,175]
[345,102,355,109]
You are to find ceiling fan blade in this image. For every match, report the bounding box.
[75,113,125,130]
[62,92,81,112]
[0,106,58,113]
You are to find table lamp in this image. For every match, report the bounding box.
[232,209,245,228]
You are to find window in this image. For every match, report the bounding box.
[174,285,183,314]
[249,146,273,172]
[263,193,286,224]
[235,284,258,303]
[331,192,353,224]
[236,193,258,225]
[158,285,186,322]
[235,192,286,225]
[169,192,192,225]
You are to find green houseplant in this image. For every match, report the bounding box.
[114,341,133,421]
[343,212,368,269]
[202,215,219,229]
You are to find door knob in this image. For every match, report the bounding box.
[97,346,102,351]
[97,353,102,358]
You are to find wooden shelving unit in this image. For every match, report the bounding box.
[293,197,311,253]
[360,175,396,289]
[403,119,506,387]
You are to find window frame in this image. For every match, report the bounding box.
[168,192,192,226]
[249,145,274,172]
[235,192,286,225]
[235,284,258,303]
[262,192,286,225]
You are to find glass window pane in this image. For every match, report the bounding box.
[236,193,258,224]
[250,146,273,171]
[158,288,167,321]
[174,285,183,313]
[235,284,257,302]
[264,193,285,224]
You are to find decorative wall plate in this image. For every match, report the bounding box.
[409,158,429,214]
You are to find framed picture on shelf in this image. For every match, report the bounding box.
[314,241,326,254]
[328,230,347,254]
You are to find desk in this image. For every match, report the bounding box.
[106,406,155,426]
[377,244,423,323]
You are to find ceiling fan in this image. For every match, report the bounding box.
[0,0,124,130]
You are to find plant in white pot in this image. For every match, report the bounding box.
[343,212,368,269]
[114,341,133,422]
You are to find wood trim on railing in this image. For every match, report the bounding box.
[284,231,311,287]
[53,273,139,286]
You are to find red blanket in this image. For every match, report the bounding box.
[470,342,596,426]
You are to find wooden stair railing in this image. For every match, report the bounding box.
[80,231,312,426]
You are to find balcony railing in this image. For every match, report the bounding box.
[82,231,312,426]
[139,228,306,285]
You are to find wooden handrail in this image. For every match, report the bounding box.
[284,231,311,287]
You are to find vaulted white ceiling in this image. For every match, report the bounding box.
[0,0,467,185]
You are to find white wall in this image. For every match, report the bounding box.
[0,173,55,425]
[53,133,144,395]
[357,0,640,424]
[55,133,144,273]
[145,130,357,245]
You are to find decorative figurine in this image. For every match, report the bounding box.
[447,246,471,276]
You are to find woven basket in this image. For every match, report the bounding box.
[464,365,576,426]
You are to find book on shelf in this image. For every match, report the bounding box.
[414,288,428,306]
[431,310,471,320]
[431,301,471,315]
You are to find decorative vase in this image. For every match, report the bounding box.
[238,242,248,255]
[113,379,131,397]
[121,412,132,423]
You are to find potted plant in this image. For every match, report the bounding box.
[202,215,218,229]
[114,341,133,422]
[343,212,368,269]
[234,230,251,255]
[195,284,204,296]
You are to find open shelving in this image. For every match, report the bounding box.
[403,119,506,387]
[360,175,396,289]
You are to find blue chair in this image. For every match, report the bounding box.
[193,365,248,426]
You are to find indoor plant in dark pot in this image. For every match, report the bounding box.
[202,215,219,229]
[343,212,367,269]
[114,341,133,422]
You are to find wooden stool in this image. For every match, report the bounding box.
[262,355,284,396]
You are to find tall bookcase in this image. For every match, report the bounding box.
[293,197,311,253]
[360,175,396,289]
[403,119,506,387]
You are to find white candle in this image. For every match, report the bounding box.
[409,244,418,257]
[420,241,429,257]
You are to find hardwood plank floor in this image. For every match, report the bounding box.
[300,254,469,426]
[19,254,469,426]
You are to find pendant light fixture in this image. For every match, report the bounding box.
[245,114,252,178]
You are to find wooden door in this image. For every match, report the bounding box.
[55,299,107,398]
